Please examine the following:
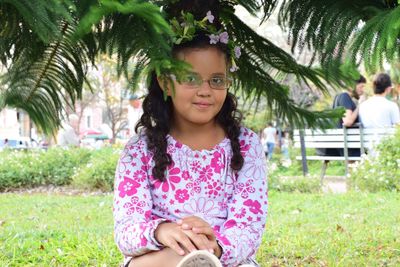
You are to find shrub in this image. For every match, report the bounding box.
[268,162,322,193]
[72,148,120,191]
[349,128,400,192]
[0,147,92,191]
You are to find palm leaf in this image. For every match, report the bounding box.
[279,0,400,73]
[1,21,91,135]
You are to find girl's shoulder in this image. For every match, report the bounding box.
[238,126,262,145]
[122,132,149,154]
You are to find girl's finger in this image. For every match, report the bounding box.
[192,226,216,240]
[165,239,185,256]
[183,230,213,252]
[175,232,197,254]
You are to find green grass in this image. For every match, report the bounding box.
[1,192,399,266]
[270,148,346,177]
[0,194,119,266]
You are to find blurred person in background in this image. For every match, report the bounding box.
[57,114,80,147]
[360,73,400,128]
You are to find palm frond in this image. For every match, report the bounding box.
[0,0,73,65]
[1,21,91,135]
[75,0,174,77]
[278,0,400,73]
[221,9,341,128]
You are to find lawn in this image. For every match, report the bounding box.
[0,192,399,266]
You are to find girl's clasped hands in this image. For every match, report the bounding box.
[155,216,222,257]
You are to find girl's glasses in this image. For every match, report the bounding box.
[180,73,231,90]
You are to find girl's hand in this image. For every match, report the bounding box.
[177,216,222,257]
[154,222,215,256]
[154,222,198,256]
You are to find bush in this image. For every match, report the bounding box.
[72,148,120,191]
[0,147,95,191]
[268,162,322,193]
[349,128,400,192]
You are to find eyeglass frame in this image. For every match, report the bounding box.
[174,73,232,90]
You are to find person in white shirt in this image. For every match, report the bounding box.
[262,122,277,160]
[359,73,400,128]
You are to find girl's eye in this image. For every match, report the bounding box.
[210,77,225,87]
[183,74,200,85]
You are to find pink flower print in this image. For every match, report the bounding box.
[154,163,181,192]
[140,236,147,246]
[118,176,140,197]
[241,144,265,180]
[175,189,189,203]
[244,199,263,215]
[133,169,147,182]
[139,222,148,246]
[190,161,201,173]
[218,200,228,211]
[211,151,224,174]
[207,181,222,197]
[182,170,190,181]
[186,181,201,196]
[144,210,151,220]
[123,196,146,215]
[140,155,150,172]
[214,231,231,246]
[234,179,256,198]
[224,219,237,229]
[239,139,250,156]
[199,165,213,182]
[117,150,132,173]
[175,141,183,148]
[234,207,246,219]
[183,197,220,217]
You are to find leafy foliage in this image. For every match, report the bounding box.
[0,0,344,134]
[3,0,399,134]
[279,0,400,74]
[0,147,92,190]
[72,147,120,191]
[349,127,400,192]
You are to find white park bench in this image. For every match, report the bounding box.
[293,125,396,181]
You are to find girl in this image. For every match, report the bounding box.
[113,9,268,267]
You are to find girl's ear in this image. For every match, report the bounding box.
[157,76,172,96]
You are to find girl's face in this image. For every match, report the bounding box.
[166,46,228,127]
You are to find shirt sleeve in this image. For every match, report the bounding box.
[337,93,356,111]
[214,129,268,266]
[113,136,167,257]
[390,103,400,125]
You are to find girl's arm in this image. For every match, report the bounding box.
[215,129,268,266]
[113,137,167,257]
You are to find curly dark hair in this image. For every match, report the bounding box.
[135,5,244,181]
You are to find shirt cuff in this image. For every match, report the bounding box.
[148,218,169,248]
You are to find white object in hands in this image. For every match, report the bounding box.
[176,250,222,267]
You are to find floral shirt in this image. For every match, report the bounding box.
[113,127,268,267]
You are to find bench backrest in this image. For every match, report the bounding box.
[293,127,396,150]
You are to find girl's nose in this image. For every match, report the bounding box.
[196,81,212,96]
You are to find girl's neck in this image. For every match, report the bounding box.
[170,119,226,151]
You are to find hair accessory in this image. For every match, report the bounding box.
[169,11,241,72]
